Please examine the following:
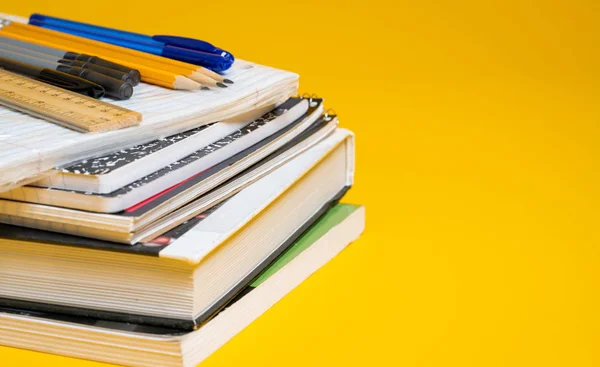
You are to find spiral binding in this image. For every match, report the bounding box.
[299,93,337,122]
[300,93,321,108]
[324,108,336,122]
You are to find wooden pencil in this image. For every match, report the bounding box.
[0,21,232,87]
[0,30,201,90]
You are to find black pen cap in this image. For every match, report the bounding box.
[59,59,136,86]
[59,66,133,100]
[0,57,105,99]
[63,52,141,86]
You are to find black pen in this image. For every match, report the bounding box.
[0,48,133,100]
[0,39,135,85]
[0,56,105,98]
[58,59,134,85]
[0,34,141,85]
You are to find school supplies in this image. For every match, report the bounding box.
[0,36,137,84]
[0,19,229,88]
[0,56,105,98]
[0,34,140,84]
[29,13,235,72]
[0,69,140,132]
[0,12,365,367]
[0,59,298,192]
[0,47,133,99]
[0,21,202,90]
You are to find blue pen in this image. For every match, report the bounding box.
[29,14,234,72]
[28,21,233,72]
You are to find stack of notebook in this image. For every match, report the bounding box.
[0,12,365,367]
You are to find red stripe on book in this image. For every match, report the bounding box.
[124,169,209,213]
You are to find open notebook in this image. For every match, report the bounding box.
[0,13,298,193]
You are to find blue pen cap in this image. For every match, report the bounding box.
[162,45,234,72]
[154,35,234,72]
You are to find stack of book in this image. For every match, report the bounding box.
[0,12,365,367]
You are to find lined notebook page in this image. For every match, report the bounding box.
[0,14,298,193]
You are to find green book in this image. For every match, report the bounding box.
[215,203,365,313]
[252,203,363,287]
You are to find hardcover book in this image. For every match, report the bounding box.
[0,203,366,367]
[0,129,355,329]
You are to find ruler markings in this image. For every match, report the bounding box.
[0,69,141,133]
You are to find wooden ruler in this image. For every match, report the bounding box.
[0,69,141,133]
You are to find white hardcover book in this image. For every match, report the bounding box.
[0,203,365,367]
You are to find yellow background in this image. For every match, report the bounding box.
[2,1,599,366]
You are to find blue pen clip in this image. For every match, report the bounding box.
[152,36,218,53]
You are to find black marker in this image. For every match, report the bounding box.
[0,34,141,85]
[0,48,133,100]
[0,56,105,98]
[58,59,135,85]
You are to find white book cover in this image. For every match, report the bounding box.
[159,128,355,264]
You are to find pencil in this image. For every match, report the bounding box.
[0,21,232,87]
[0,29,201,90]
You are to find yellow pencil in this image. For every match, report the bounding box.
[0,21,231,88]
[0,29,201,90]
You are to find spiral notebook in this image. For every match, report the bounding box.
[0,13,298,193]
[0,110,339,244]
[28,101,298,195]
[0,98,313,212]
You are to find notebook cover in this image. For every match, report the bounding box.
[0,187,351,331]
[51,123,214,178]
[118,99,323,216]
[121,103,328,218]
[0,98,321,215]
[2,98,308,211]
